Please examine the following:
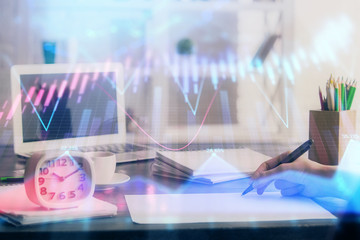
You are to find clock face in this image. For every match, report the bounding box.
[36,155,92,204]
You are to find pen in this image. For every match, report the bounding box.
[0,176,24,184]
[241,139,314,196]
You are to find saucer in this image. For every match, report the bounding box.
[95,173,130,190]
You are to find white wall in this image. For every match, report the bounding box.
[291,0,360,139]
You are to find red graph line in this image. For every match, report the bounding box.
[96,83,220,151]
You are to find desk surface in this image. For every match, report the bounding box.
[0,143,342,240]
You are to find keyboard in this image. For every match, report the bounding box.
[19,144,156,163]
[78,143,156,163]
[78,143,147,154]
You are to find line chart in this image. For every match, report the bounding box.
[19,78,61,131]
[174,76,206,116]
[114,63,209,117]
[251,74,289,128]
[96,82,220,151]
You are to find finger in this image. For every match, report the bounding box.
[280,184,305,196]
[274,179,299,190]
[253,170,294,189]
[257,163,292,180]
[264,151,291,169]
[252,151,290,179]
[256,180,272,195]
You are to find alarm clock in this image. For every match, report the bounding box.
[24,151,95,209]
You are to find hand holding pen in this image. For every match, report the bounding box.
[242,139,317,196]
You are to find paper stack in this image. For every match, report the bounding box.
[0,185,117,226]
[152,148,270,184]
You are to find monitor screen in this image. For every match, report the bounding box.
[19,72,118,142]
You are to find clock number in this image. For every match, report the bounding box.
[68,191,76,199]
[38,177,45,185]
[79,173,86,181]
[40,167,49,175]
[40,187,47,195]
[56,158,67,167]
[60,158,67,166]
[78,184,84,191]
[59,192,66,200]
[47,160,55,168]
[49,192,55,200]
[69,159,74,166]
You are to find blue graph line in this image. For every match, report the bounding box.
[106,75,134,95]
[174,76,206,116]
[251,74,289,128]
[55,151,70,161]
[108,68,207,116]
[19,79,60,131]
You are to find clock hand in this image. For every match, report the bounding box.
[51,172,64,182]
[42,177,61,181]
[63,168,81,180]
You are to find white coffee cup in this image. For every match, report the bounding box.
[85,152,116,185]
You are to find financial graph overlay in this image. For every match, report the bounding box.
[0,0,354,150]
[19,72,119,142]
[1,24,342,147]
[121,51,287,134]
[0,31,341,148]
[0,49,304,148]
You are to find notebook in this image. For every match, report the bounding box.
[0,185,117,226]
[10,63,155,163]
[153,148,270,184]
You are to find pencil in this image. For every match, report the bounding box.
[334,83,339,111]
[329,83,335,111]
[338,78,342,111]
[341,78,346,110]
[347,80,357,110]
[326,83,331,111]
[323,96,328,110]
[346,78,350,97]
[319,86,324,110]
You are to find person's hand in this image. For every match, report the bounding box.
[251,151,336,197]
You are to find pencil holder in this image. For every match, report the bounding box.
[309,110,356,165]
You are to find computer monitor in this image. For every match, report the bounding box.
[11,63,125,156]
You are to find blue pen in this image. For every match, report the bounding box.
[241,139,314,196]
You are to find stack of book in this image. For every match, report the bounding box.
[152,148,270,184]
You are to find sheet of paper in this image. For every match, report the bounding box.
[125,192,336,224]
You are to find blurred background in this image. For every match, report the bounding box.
[0,0,359,147]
